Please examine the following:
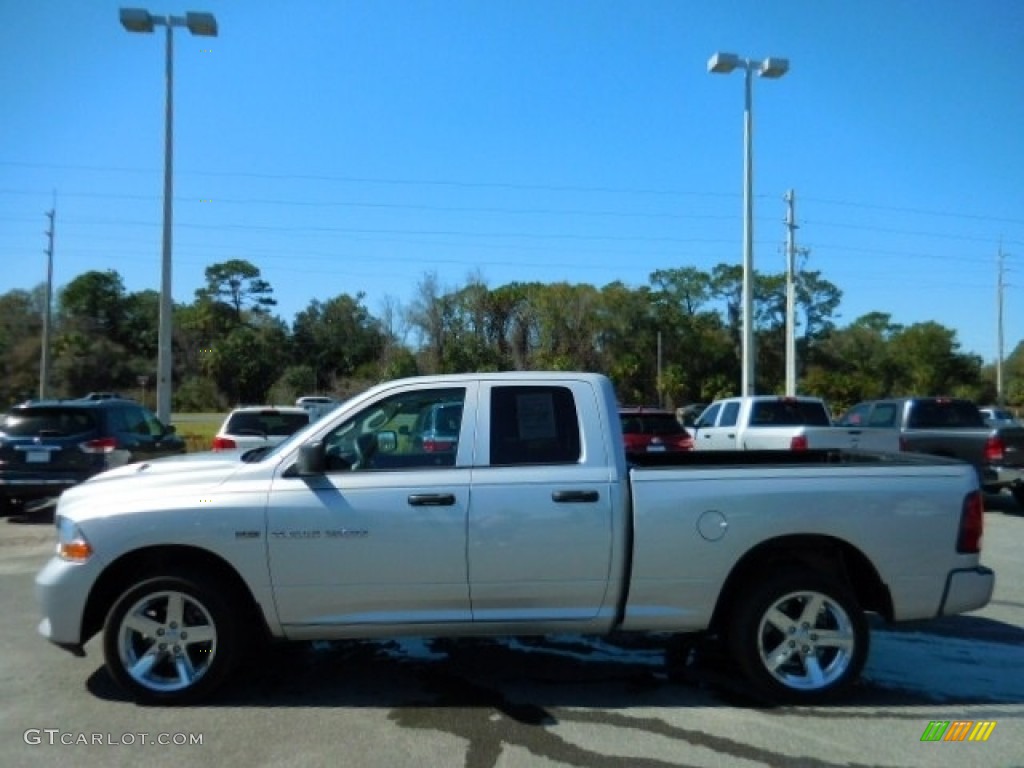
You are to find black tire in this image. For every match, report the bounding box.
[102,570,239,705]
[728,570,868,704]
[1011,485,1024,508]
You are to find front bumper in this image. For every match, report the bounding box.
[938,566,995,616]
[35,554,104,650]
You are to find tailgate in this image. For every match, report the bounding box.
[0,408,98,476]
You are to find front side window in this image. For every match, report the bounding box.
[838,403,872,427]
[489,386,580,466]
[719,402,740,428]
[321,387,466,472]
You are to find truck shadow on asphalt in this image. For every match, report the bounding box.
[84,626,1024,713]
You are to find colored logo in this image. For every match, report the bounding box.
[920,721,996,742]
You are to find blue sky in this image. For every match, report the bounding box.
[2,0,1022,365]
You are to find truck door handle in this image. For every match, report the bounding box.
[552,490,599,503]
[407,493,456,506]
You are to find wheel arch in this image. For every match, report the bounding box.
[709,534,893,634]
[82,545,268,645]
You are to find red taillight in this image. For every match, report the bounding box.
[79,437,116,454]
[422,438,454,453]
[984,435,1005,463]
[957,491,984,554]
[899,436,909,452]
[790,435,808,451]
[212,436,237,451]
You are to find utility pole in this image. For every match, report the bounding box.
[784,190,798,396]
[997,243,1005,405]
[657,331,665,408]
[39,200,55,401]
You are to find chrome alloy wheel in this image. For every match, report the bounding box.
[116,590,218,693]
[756,589,856,691]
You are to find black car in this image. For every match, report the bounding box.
[0,398,185,509]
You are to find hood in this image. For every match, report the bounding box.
[57,451,254,521]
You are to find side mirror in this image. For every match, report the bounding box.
[296,441,326,475]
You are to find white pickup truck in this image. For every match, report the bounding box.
[692,395,900,452]
[36,372,992,705]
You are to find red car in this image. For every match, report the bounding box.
[619,407,694,453]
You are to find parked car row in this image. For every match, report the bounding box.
[0,396,185,509]
[4,390,1022,510]
[836,397,1024,503]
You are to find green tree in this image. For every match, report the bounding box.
[0,288,45,404]
[196,259,276,324]
[204,317,289,405]
[888,322,981,396]
[292,293,386,388]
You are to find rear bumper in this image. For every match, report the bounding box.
[938,566,995,616]
[0,474,85,501]
[982,464,1024,489]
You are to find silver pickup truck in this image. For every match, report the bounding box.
[692,395,900,452]
[36,372,993,705]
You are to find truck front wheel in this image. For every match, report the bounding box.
[102,571,239,704]
[728,570,868,703]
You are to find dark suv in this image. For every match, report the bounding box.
[0,398,185,509]
[619,407,693,453]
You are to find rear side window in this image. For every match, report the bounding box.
[749,400,831,427]
[908,400,985,429]
[227,411,310,436]
[0,407,97,437]
[490,386,581,465]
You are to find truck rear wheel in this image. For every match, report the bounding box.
[1011,485,1024,508]
[728,570,868,703]
[102,570,239,704]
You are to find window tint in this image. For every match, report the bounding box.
[868,404,898,427]
[908,400,984,429]
[123,406,160,436]
[227,411,309,436]
[719,402,740,428]
[322,387,466,471]
[749,400,831,427]
[699,403,721,427]
[620,413,685,436]
[490,386,580,466]
[0,407,97,437]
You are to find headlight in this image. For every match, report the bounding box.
[56,516,93,562]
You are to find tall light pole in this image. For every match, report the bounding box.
[708,52,789,396]
[119,7,217,423]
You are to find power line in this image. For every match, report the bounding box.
[6,160,1024,227]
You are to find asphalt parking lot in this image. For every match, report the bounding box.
[1,494,1022,768]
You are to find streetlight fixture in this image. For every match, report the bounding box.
[708,52,789,396]
[119,7,218,423]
